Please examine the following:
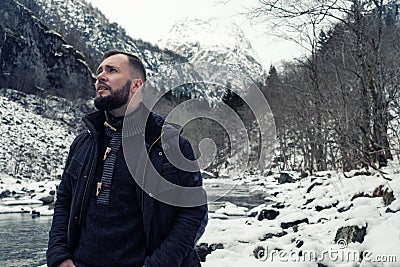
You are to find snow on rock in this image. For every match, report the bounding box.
[209,212,229,220]
[277,211,308,225]
[0,172,58,215]
[1,198,43,206]
[387,199,400,212]
[305,196,339,211]
[201,162,400,266]
[247,204,268,216]
[215,202,248,216]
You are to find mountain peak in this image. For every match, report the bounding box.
[159,17,265,80]
[161,17,253,50]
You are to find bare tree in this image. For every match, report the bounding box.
[246,0,399,171]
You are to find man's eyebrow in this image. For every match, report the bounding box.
[96,65,104,74]
[96,64,117,74]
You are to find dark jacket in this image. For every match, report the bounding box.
[47,109,208,267]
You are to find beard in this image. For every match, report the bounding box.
[94,80,131,111]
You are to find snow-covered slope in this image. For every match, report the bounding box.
[0,88,85,180]
[159,17,265,81]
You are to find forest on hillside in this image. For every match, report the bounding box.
[251,0,400,174]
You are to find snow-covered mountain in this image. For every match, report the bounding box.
[13,0,234,102]
[3,0,266,103]
[159,17,265,81]
[17,0,188,77]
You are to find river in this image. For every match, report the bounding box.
[0,214,51,267]
[0,181,268,266]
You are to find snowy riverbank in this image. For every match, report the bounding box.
[0,175,57,216]
[200,162,400,267]
[1,161,400,266]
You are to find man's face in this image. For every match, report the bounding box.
[94,54,133,112]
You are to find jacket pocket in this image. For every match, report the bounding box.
[66,157,83,180]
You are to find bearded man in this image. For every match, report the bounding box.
[46,50,208,267]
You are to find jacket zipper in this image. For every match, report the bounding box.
[141,132,164,211]
[79,158,95,226]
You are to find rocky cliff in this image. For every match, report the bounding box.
[0,0,95,100]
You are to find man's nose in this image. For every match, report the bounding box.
[96,72,107,82]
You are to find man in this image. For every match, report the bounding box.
[47,50,208,267]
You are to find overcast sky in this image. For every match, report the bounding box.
[86,0,306,68]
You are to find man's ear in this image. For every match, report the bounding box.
[131,79,143,93]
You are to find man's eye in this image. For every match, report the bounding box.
[109,68,117,73]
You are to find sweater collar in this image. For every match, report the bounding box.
[82,103,175,146]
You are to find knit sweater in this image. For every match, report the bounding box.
[73,111,146,267]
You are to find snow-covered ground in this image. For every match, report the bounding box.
[200,162,400,267]
[1,161,399,266]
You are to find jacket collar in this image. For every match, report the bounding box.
[82,104,181,147]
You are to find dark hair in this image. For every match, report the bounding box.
[102,49,147,81]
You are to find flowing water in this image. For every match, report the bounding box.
[205,180,269,212]
[0,213,51,267]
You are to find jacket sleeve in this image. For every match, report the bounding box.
[144,139,208,267]
[46,135,84,267]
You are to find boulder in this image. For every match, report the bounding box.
[281,218,309,229]
[277,173,295,184]
[259,231,287,241]
[337,203,353,213]
[315,200,339,211]
[295,239,304,248]
[367,184,396,206]
[257,209,280,221]
[300,170,308,178]
[353,169,371,176]
[334,225,367,244]
[195,242,224,262]
[386,199,400,213]
[39,196,54,205]
[0,189,11,198]
[195,243,208,262]
[271,202,285,209]
[383,188,395,206]
[271,191,279,197]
